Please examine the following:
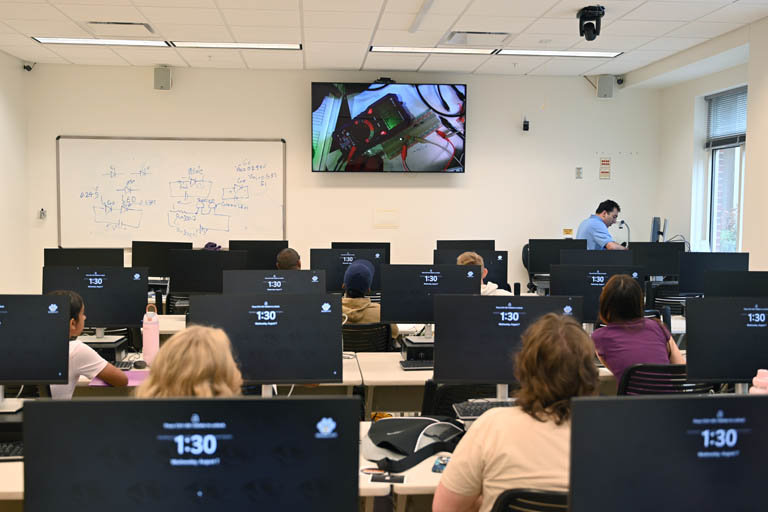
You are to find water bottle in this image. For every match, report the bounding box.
[142,304,160,366]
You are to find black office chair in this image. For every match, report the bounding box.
[421,379,499,418]
[342,323,391,352]
[617,363,716,395]
[490,488,567,512]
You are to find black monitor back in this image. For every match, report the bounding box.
[222,270,326,295]
[433,249,508,288]
[703,271,768,297]
[559,249,633,266]
[528,239,587,274]
[228,240,289,270]
[331,242,391,263]
[189,294,342,384]
[434,295,583,384]
[629,241,685,276]
[0,295,69,385]
[380,264,481,323]
[686,297,768,382]
[168,250,248,293]
[310,248,386,293]
[42,266,148,328]
[44,248,123,267]
[570,394,768,512]
[24,397,359,512]
[549,264,645,323]
[132,241,193,276]
[678,252,749,294]
[436,240,495,250]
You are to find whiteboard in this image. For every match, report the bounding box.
[57,137,285,248]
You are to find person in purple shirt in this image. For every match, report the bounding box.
[592,274,685,386]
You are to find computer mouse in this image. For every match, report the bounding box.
[133,360,148,370]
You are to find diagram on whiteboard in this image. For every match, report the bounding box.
[79,163,156,231]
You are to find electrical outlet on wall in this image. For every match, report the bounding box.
[575,167,583,179]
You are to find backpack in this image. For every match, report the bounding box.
[361,416,465,473]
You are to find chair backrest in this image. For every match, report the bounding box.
[491,488,567,512]
[617,363,715,395]
[341,323,391,352]
[421,379,499,418]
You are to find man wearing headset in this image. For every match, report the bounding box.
[576,199,627,250]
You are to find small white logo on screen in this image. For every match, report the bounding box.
[563,305,573,315]
[631,272,638,279]
[133,273,141,281]
[321,303,332,313]
[315,417,338,439]
[312,276,319,283]
[497,255,503,261]
[191,413,200,423]
[375,253,381,258]
[716,410,724,419]
[467,271,474,278]
[48,304,59,314]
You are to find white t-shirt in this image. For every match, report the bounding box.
[50,340,108,400]
[481,281,513,296]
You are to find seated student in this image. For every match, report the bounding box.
[276,247,301,270]
[47,290,128,399]
[592,274,685,385]
[341,259,399,339]
[456,251,512,296]
[135,325,242,398]
[433,314,598,512]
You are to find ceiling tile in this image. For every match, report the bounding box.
[0,3,67,20]
[419,53,489,72]
[132,0,216,7]
[3,19,91,37]
[385,0,471,14]
[44,45,129,65]
[544,0,644,20]
[623,2,729,21]
[0,33,35,45]
[304,41,365,69]
[586,49,675,74]
[138,7,224,25]
[302,0,384,12]
[505,33,581,49]
[465,0,560,17]
[55,5,147,23]
[474,55,550,74]
[153,24,233,42]
[0,22,16,33]
[303,11,378,29]
[452,15,535,33]
[0,44,68,63]
[229,25,301,43]
[602,20,686,37]
[378,12,458,32]
[175,47,245,67]
[215,0,298,8]
[48,0,131,4]
[699,2,768,22]
[304,27,371,43]
[666,21,741,37]
[524,18,580,35]
[639,36,708,51]
[529,57,611,75]
[111,46,188,66]
[220,9,298,26]
[241,49,302,69]
[572,35,653,50]
[362,52,427,71]
[372,29,446,46]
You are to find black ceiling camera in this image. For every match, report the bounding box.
[577,5,605,41]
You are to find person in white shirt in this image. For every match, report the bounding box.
[47,290,128,399]
[456,251,513,296]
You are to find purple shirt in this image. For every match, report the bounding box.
[592,318,671,385]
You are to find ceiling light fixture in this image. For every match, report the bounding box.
[497,49,621,58]
[370,46,495,55]
[32,37,168,47]
[171,41,302,50]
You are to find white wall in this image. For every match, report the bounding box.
[0,51,29,292]
[17,65,662,292]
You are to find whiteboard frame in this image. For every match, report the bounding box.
[56,135,287,247]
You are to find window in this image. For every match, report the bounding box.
[705,86,747,252]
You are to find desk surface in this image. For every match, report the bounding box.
[159,314,186,334]
[359,422,392,497]
[356,353,433,386]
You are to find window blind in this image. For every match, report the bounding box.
[705,86,747,149]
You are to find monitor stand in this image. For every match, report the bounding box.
[582,323,594,335]
[406,324,434,344]
[261,384,278,397]
[735,383,749,395]
[0,386,23,414]
[496,384,514,402]
[80,327,124,344]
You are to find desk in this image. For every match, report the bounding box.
[159,314,186,335]
[671,315,685,335]
[359,422,392,512]
[356,353,432,416]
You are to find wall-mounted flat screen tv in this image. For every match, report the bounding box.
[312,82,466,173]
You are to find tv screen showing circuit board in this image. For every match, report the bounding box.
[311,82,466,173]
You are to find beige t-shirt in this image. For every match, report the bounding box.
[439,407,569,512]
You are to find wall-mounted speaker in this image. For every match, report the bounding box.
[154,66,172,90]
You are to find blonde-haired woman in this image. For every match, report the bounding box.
[135,325,243,398]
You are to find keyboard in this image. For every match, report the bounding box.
[453,399,517,420]
[115,360,133,371]
[0,441,23,460]
[399,359,433,371]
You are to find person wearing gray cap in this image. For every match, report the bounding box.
[341,259,398,339]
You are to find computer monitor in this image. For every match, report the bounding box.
[44,248,123,267]
[678,252,749,295]
[24,397,359,511]
[331,242,391,263]
[570,394,768,511]
[189,294,342,384]
[559,249,633,266]
[527,239,587,275]
[686,297,768,383]
[0,295,69,386]
[42,266,148,328]
[228,240,289,270]
[549,264,645,323]
[703,271,768,297]
[168,250,249,293]
[132,241,193,277]
[436,240,495,250]
[222,270,326,295]
[434,295,583,384]
[433,249,508,288]
[380,264,481,323]
[629,241,685,276]
[310,248,387,293]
